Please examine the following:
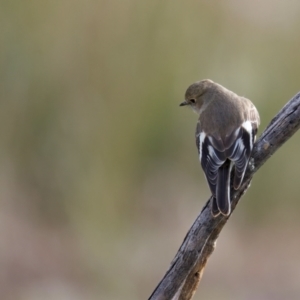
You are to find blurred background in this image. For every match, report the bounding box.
[1,0,300,299]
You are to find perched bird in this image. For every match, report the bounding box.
[180,79,260,217]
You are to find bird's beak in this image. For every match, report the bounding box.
[179,100,188,107]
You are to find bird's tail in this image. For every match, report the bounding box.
[215,160,231,216]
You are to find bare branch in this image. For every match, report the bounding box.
[148,92,300,300]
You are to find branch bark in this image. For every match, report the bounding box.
[148,92,300,300]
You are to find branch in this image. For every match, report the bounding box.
[148,92,300,300]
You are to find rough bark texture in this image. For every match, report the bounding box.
[148,92,300,300]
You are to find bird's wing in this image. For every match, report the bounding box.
[225,120,257,189]
[222,100,259,189]
[196,124,227,196]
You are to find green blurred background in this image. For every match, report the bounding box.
[1,1,300,299]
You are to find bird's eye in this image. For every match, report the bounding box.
[190,99,196,104]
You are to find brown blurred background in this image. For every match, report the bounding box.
[1,1,300,299]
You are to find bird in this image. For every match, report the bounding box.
[180,79,260,217]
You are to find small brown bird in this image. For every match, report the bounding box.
[180,79,260,216]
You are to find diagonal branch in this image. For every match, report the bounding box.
[148,92,300,300]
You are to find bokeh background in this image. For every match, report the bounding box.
[1,1,300,299]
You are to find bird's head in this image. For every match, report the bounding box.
[180,79,214,114]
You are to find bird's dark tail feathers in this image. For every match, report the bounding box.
[214,160,231,216]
